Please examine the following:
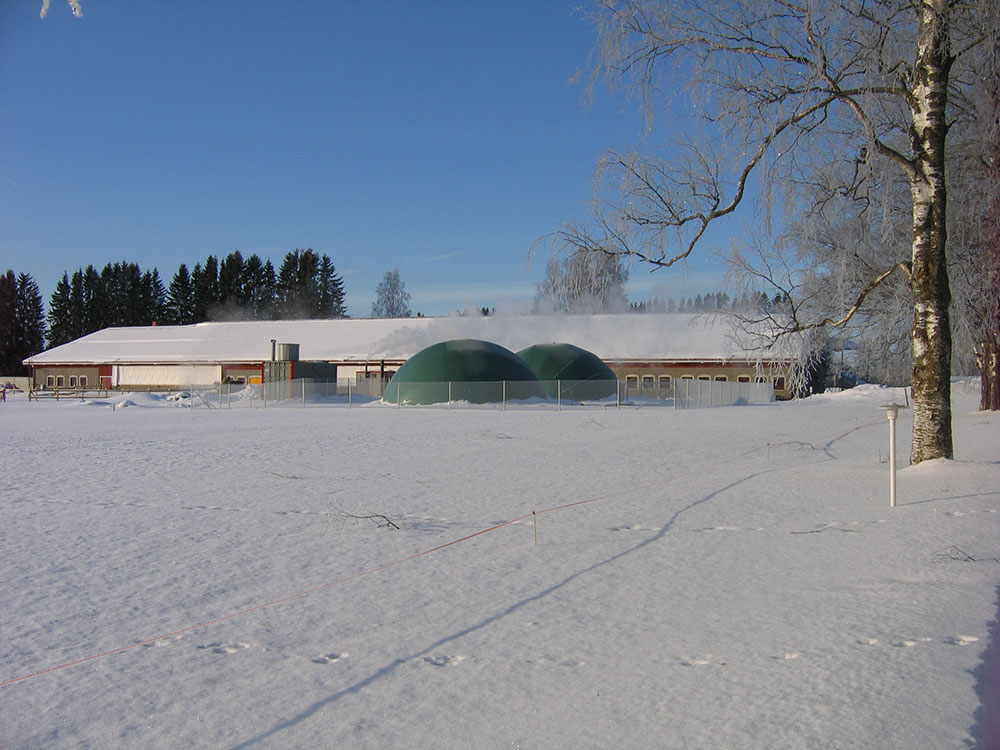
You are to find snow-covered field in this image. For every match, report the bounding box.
[2,382,998,749]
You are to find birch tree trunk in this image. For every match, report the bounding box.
[908,0,954,462]
[982,336,1000,410]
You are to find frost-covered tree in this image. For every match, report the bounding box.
[39,0,82,18]
[371,268,412,318]
[560,0,997,463]
[535,250,628,312]
[949,25,1000,410]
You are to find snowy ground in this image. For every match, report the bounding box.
[2,382,998,749]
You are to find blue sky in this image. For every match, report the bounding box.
[1,1,732,318]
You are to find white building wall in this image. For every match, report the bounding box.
[113,364,223,387]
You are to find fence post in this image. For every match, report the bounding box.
[502,380,506,411]
[557,380,561,412]
[448,381,452,409]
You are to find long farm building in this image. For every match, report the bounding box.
[23,314,799,400]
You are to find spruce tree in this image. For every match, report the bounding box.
[81,265,106,334]
[0,272,46,375]
[218,251,247,310]
[318,254,347,318]
[69,270,85,338]
[14,274,45,366]
[243,255,276,320]
[0,271,16,373]
[276,249,318,318]
[191,256,220,323]
[47,273,76,347]
[166,264,195,325]
[140,269,167,325]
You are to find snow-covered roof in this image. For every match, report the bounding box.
[25,313,788,366]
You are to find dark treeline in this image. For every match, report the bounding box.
[0,271,46,377]
[45,249,347,348]
[630,290,790,314]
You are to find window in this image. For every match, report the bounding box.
[626,375,639,394]
[681,375,694,380]
[737,376,751,383]
[755,376,768,383]
[774,376,786,391]
[46,376,54,387]
[56,376,65,387]
[697,375,711,381]
[641,375,655,390]
[715,376,728,382]
[69,376,77,387]
[79,376,88,386]
[658,375,672,390]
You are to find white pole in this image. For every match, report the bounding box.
[888,410,897,508]
[880,403,902,508]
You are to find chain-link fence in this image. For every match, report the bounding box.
[23,377,775,410]
[674,379,774,408]
[166,379,633,410]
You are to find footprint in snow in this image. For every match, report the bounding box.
[313,652,347,664]
[680,656,715,667]
[198,642,251,654]
[423,654,465,667]
[693,526,763,533]
[142,636,181,648]
[945,635,979,646]
[894,638,932,648]
[609,525,655,532]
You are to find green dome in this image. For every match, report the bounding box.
[384,339,547,405]
[516,343,617,400]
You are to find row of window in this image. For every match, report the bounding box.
[45,375,88,388]
[38,372,786,391]
[624,374,787,390]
